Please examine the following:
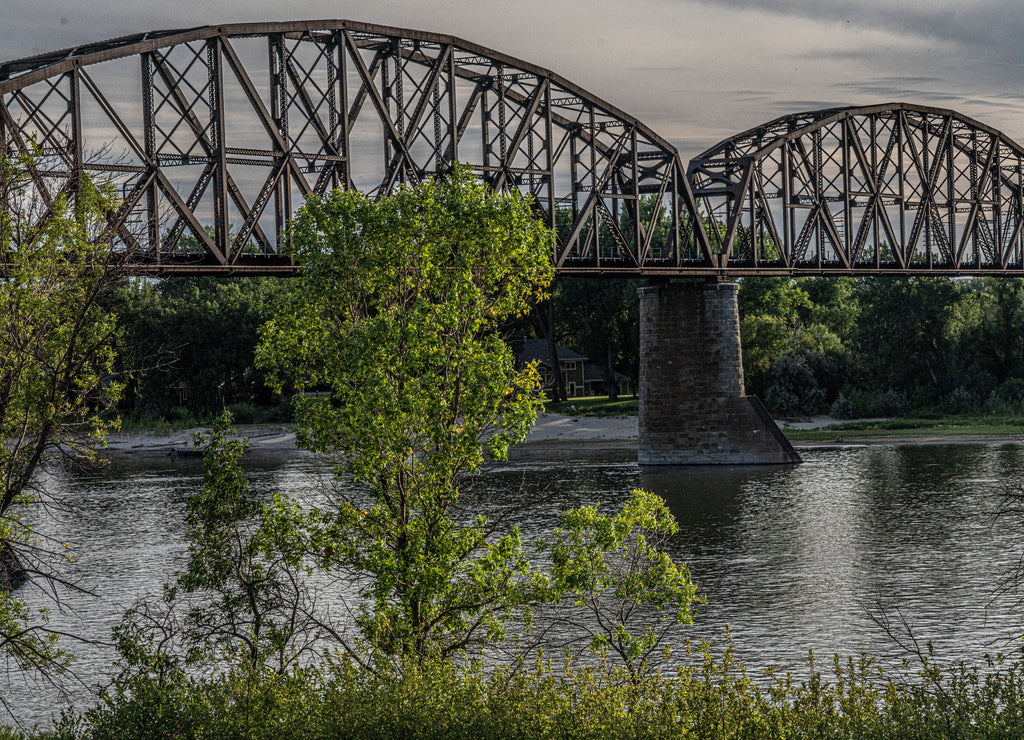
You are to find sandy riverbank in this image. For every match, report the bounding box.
[103,425,302,458]
[520,413,638,443]
[100,413,639,460]
[99,413,1024,460]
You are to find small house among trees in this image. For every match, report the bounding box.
[513,338,632,399]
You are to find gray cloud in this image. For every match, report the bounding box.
[767,99,851,113]
[3,0,1024,157]
[685,0,1024,102]
[830,79,963,100]
[688,0,1024,59]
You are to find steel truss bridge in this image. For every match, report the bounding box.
[3,21,1024,276]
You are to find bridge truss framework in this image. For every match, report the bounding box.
[2,21,1024,277]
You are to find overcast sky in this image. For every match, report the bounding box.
[3,0,1024,160]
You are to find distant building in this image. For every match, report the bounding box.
[512,338,632,398]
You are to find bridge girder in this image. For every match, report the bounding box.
[688,103,1024,274]
[4,29,1024,277]
[0,21,709,276]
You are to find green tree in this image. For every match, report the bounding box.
[161,412,319,674]
[738,277,813,396]
[0,158,125,702]
[542,488,698,681]
[553,277,639,400]
[976,278,1024,385]
[258,167,554,662]
[802,277,860,346]
[853,277,984,407]
[738,276,854,414]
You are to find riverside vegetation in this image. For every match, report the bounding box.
[5,165,1024,738]
[106,210,1024,426]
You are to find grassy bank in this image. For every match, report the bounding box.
[546,396,639,416]
[546,397,1024,443]
[783,413,1024,442]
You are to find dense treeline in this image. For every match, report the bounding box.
[112,273,1024,422]
[113,277,289,424]
[739,275,1024,418]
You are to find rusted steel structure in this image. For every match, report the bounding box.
[0,21,698,275]
[2,24,1024,276]
[689,103,1024,275]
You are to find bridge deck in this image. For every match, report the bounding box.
[2,25,1023,277]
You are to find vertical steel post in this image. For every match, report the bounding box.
[141,52,159,258]
[544,81,554,238]
[68,69,83,196]
[209,37,229,263]
[445,48,457,166]
[337,31,350,189]
[842,117,851,256]
[782,140,791,261]
[898,109,906,260]
[269,35,287,249]
[589,105,598,264]
[946,115,955,264]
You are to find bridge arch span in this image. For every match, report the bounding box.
[22,29,1019,461]
[0,20,707,274]
[687,103,1024,275]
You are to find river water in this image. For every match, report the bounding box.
[8,441,1024,728]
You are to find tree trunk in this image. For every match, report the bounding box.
[544,299,567,402]
[606,345,618,401]
[0,542,26,593]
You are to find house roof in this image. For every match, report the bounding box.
[513,338,587,367]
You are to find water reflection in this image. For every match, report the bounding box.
[642,445,1024,670]
[8,443,1024,727]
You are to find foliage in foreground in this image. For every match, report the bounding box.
[158,413,317,674]
[257,165,556,663]
[544,488,699,680]
[0,157,126,704]
[30,643,1024,739]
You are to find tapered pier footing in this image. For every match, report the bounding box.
[638,280,801,465]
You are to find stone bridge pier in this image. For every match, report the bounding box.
[638,280,801,465]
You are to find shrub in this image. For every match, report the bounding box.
[44,647,1024,739]
[764,352,825,417]
[987,378,1024,413]
[225,401,259,424]
[848,387,910,418]
[829,392,854,419]
[944,385,981,415]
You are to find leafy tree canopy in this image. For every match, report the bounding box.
[258,166,555,661]
[117,275,282,417]
[0,158,125,700]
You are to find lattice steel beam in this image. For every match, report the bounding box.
[6,27,1024,276]
[689,103,1024,274]
[0,21,706,276]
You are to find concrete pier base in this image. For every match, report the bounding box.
[638,280,801,465]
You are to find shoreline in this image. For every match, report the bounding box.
[102,424,304,459]
[99,413,1024,462]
